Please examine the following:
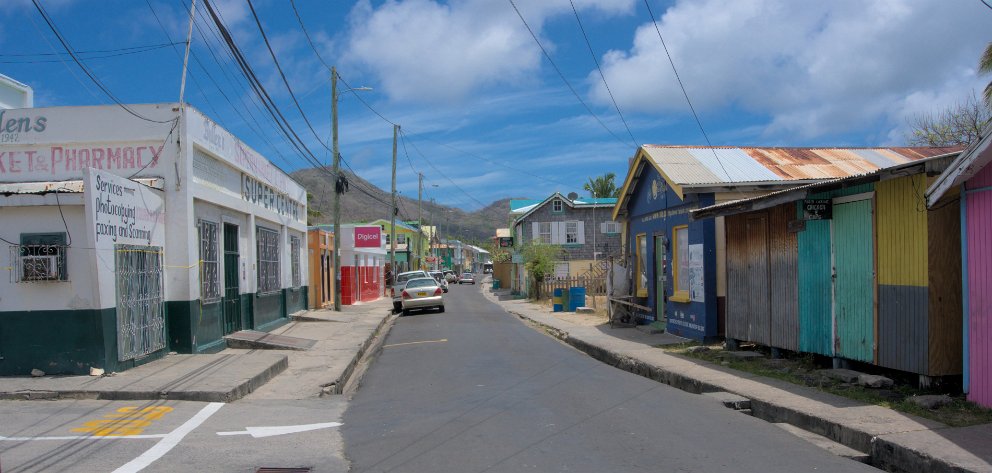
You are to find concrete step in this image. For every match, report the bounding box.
[224,330,317,351]
[774,423,870,464]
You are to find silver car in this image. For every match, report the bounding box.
[400,277,445,315]
[391,270,431,312]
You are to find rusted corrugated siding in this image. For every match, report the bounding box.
[875,175,929,373]
[927,185,962,376]
[768,204,799,351]
[726,213,750,343]
[725,212,770,344]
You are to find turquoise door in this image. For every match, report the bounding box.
[832,199,874,362]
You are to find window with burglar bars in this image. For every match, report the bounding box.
[291,235,301,288]
[256,226,280,294]
[115,244,165,361]
[198,220,221,303]
[11,233,68,282]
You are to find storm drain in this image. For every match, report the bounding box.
[256,468,311,473]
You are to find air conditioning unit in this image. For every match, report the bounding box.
[22,255,59,281]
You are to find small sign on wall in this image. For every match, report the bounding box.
[803,199,832,220]
[354,227,381,248]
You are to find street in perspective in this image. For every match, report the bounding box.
[2,1,992,472]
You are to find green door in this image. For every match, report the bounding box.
[832,199,874,362]
[223,223,242,334]
[655,235,666,324]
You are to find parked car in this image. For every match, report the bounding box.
[391,270,431,312]
[459,272,476,284]
[400,277,445,315]
[429,271,449,292]
[443,270,458,283]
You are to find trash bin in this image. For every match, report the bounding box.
[492,279,500,290]
[552,288,563,312]
[568,286,586,311]
[561,287,570,312]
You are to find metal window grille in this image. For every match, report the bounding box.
[115,245,166,361]
[291,236,301,288]
[10,243,68,282]
[256,227,280,294]
[199,220,221,303]
[566,221,578,243]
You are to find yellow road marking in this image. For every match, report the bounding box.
[383,339,448,348]
[71,406,174,436]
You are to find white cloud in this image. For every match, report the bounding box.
[593,0,990,142]
[342,0,635,103]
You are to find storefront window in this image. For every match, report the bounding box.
[256,226,280,294]
[635,233,647,297]
[198,220,220,302]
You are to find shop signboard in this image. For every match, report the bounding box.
[354,226,381,248]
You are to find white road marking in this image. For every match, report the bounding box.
[0,434,166,441]
[216,422,343,438]
[383,338,448,348]
[111,402,225,473]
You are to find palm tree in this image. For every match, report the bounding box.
[583,172,619,199]
[982,42,992,109]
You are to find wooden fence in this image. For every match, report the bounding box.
[537,276,606,300]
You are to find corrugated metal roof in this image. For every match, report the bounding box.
[641,145,960,186]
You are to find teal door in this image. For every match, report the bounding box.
[832,199,874,362]
[223,223,242,335]
[654,235,666,324]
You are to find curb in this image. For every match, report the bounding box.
[330,310,396,395]
[504,306,977,473]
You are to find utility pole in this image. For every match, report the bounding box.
[429,199,436,270]
[331,66,342,311]
[389,124,398,281]
[417,173,423,270]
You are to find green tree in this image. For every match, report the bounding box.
[583,172,619,199]
[907,92,991,147]
[981,41,992,109]
[306,191,322,225]
[521,241,563,299]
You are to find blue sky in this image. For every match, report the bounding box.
[1,0,990,210]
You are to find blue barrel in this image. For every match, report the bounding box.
[552,287,563,312]
[568,287,586,311]
[493,279,500,289]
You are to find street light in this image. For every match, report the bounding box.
[331,66,371,311]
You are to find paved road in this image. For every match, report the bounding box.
[342,279,878,473]
[0,397,348,472]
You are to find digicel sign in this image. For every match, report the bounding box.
[354,227,381,248]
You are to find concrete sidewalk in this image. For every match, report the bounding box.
[482,287,992,473]
[0,297,394,403]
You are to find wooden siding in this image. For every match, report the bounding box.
[875,175,929,373]
[927,188,962,376]
[768,204,799,351]
[832,199,875,363]
[966,169,992,406]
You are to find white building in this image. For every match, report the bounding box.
[0,103,308,375]
[0,73,33,110]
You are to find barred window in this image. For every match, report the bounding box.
[256,226,280,294]
[291,235,301,288]
[14,233,68,282]
[198,220,221,302]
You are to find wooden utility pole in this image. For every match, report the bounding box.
[389,125,398,280]
[331,66,342,311]
[417,173,423,270]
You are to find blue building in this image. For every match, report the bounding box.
[613,145,953,341]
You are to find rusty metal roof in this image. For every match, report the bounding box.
[640,145,961,185]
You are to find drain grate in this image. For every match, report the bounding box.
[256,468,311,473]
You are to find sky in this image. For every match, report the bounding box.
[1,0,990,211]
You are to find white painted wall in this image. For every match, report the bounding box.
[0,74,33,109]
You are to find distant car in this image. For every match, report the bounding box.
[443,270,458,283]
[400,277,445,315]
[391,270,431,312]
[428,271,449,292]
[458,272,476,284]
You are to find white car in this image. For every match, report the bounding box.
[400,277,445,315]
[391,270,430,312]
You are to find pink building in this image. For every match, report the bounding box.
[928,127,992,408]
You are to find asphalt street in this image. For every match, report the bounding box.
[341,280,879,473]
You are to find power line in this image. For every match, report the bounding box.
[0,42,180,63]
[569,0,638,146]
[507,0,636,149]
[400,129,488,209]
[642,0,735,184]
[30,0,175,124]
